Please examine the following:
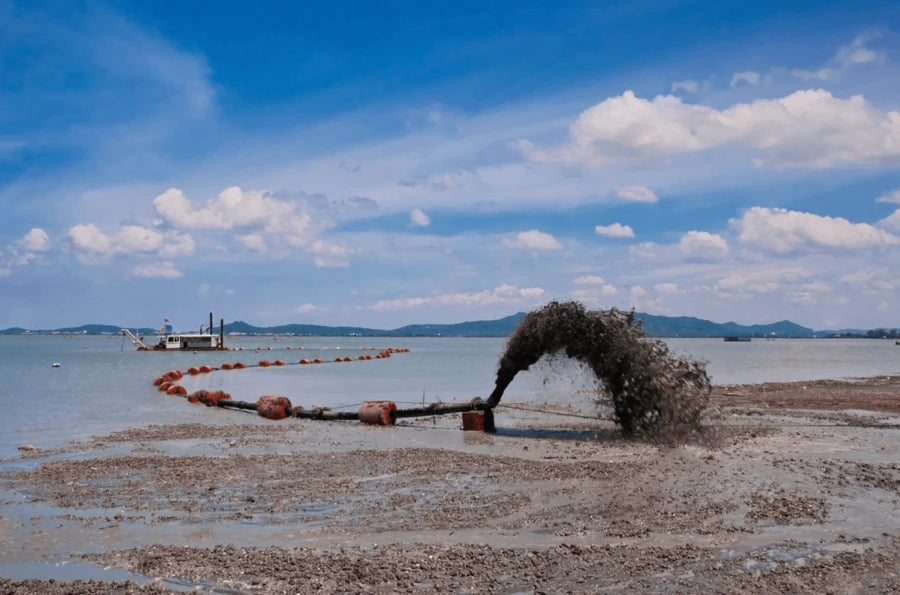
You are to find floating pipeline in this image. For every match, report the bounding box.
[149,347,494,429]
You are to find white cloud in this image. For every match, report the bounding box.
[594,223,635,238]
[788,33,882,83]
[574,275,608,286]
[629,241,661,259]
[732,207,900,254]
[786,292,816,306]
[157,232,195,257]
[69,223,114,254]
[615,185,658,203]
[671,80,699,94]
[116,225,163,252]
[410,208,431,226]
[133,261,182,278]
[308,240,353,267]
[573,275,617,296]
[879,208,900,230]
[295,303,317,313]
[835,32,884,66]
[238,234,267,252]
[630,286,647,298]
[654,282,683,296]
[153,187,315,247]
[802,281,832,293]
[876,189,900,204]
[730,71,761,87]
[504,229,562,250]
[22,228,50,252]
[369,284,544,311]
[69,223,196,258]
[520,89,900,169]
[716,266,811,294]
[840,269,897,291]
[678,231,729,260]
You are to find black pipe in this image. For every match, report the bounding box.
[214,397,494,422]
[216,399,257,411]
[392,400,491,419]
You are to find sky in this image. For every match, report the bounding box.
[2,0,900,331]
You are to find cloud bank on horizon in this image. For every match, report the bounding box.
[1,1,899,331]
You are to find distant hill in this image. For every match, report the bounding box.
[0,324,157,336]
[225,320,382,337]
[390,313,527,337]
[635,314,815,338]
[0,311,840,339]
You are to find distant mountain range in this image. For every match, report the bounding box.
[2,311,885,338]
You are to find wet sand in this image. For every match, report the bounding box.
[1,376,899,593]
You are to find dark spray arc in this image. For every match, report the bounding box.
[487,301,711,436]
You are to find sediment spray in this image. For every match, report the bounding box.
[488,301,711,439]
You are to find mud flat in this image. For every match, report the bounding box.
[1,376,899,593]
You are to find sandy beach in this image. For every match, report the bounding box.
[2,376,899,593]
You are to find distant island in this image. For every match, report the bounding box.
[1,312,897,339]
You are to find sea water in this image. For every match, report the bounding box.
[0,334,897,458]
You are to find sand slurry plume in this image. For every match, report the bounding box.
[1,377,899,593]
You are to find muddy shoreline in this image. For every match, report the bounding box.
[2,376,899,593]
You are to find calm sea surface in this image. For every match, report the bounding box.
[1,334,898,458]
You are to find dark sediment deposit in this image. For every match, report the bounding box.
[490,301,711,438]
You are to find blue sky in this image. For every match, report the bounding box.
[2,0,900,330]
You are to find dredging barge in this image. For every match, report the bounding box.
[123,313,226,351]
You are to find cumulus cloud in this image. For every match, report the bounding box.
[410,208,431,226]
[116,225,163,252]
[730,71,761,87]
[369,284,544,311]
[573,275,617,296]
[876,188,900,204]
[295,303,317,313]
[153,187,315,246]
[595,223,635,238]
[731,207,900,253]
[504,229,562,250]
[678,231,729,260]
[615,186,658,203]
[22,228,50,252]
[520,89,900,168]
[69,223,114,254]
[630,285,647,298]
[133,261,182,278]
[69,223,196,258]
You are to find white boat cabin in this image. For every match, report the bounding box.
[162,333,222,350]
